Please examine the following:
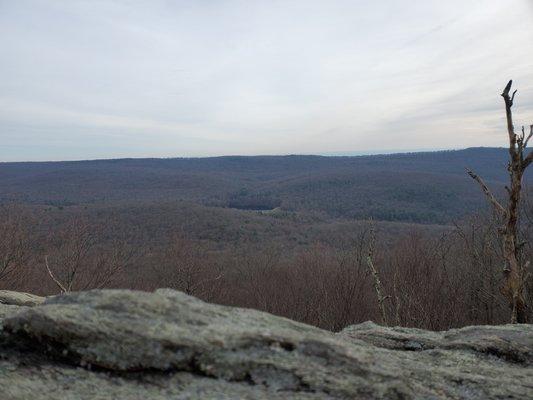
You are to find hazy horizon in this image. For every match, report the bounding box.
[1,0,533,162]
[1,146,509,163]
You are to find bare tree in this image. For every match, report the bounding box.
[452,215,506,324]
[153,234,224,300]
[0,206,31,287]
[366,221,389,325]
[237,245,281,311]
[44,218,132,293]
[467,80,532,323]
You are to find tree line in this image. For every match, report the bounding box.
[1,81,531,327]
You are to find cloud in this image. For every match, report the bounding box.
[0,0,532,161]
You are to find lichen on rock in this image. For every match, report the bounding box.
[0,289,532,399]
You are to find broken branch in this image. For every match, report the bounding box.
[44,255,68,293]
[466,169,506,216]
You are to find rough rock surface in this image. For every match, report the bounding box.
[0,290,45,306]
[0,289,532,399]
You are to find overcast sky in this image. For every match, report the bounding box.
[1,0,533,161]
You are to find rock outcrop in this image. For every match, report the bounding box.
[0,289,531,399]
[0,290,45,321]
[0,290,45,307]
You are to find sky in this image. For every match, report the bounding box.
[1,0,533,161]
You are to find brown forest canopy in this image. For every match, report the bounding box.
[2,147,533,330]
[1,147,530,224]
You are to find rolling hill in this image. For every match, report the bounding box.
[0,147,528,224]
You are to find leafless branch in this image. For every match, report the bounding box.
[471,80,533,323]
[522,126,533,168]
[525,125,533,149]
[44,255,67,293]
[466,169,506,216]
[366,221,389,326]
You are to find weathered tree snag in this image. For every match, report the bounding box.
[366,256,389,325]
[467,80,532,323]
[366,222,389,325]
[44,255,68,293]
[466,170,506,215]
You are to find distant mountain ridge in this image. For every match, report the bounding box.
[1,147,530,224]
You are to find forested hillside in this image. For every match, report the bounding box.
[3,147,533,330]
[1,147,528,223]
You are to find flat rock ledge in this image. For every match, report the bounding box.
[0,289,531,399]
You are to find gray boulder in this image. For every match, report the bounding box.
[0,290,44,326]
[0,290,45,306]
[0,289,532,399]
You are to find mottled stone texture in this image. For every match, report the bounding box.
[0,290,45,307]
[0,289,532,399]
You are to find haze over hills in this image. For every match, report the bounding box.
[1,147,529,224]
[2,6,533,397]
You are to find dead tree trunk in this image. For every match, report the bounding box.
[366,256,389,325]
[366,222,389,325]
[467,80,532,323]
